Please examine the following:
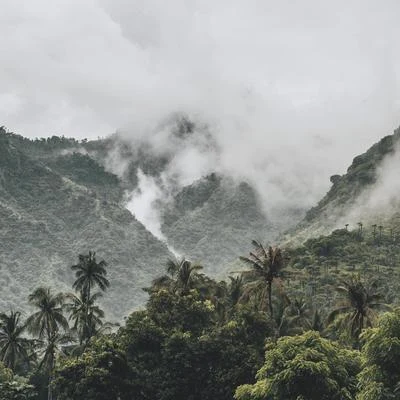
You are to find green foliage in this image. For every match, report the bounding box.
[53,335,131,400]
[0,311,32,372]
[240,243,285,318]
[235,331,361,400]
[0,130,172,319]
[161,176,277,273]
[26,287,68,340]
[146,289,214,335]
[327,276,391,344]
[357,310,400,399]
[120,297,274,400]
[0,362,36,400]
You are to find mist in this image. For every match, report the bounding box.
[337,139,400,230]
[1,0,400,221]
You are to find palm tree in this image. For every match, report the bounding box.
[165,258,203,295]
[0,311,31,371]
[71,251,110,302]
[240,241,285,318]
[27,287,69,400]
[38,331,72,400]
[228,275,243,309]
[71,251,109,334]
[65,291,105,345]
[26,287,69,340]
[327,277,391,341]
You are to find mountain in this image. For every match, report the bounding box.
[0,129,172,319]
[288,127,400,243]
[2,122,400,319]
[0,125,293,318]
[160,173,276,276]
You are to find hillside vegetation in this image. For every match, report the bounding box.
[1,126,400,399]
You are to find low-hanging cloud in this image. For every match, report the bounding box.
[1,0,400,215]
[337,139,400,229]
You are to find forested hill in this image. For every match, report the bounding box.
[288,126,400,243]
[0,129,172,319]
[0,125,289,317]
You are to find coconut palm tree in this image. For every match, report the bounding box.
[38,331,72,400]
[26,287,69,340]
[71,251,110,302]
[27,287,69,400]
[65,291,105,345]
[240,241,285,318]
[71,252,109,335]
[327,276,391,342]
[0,311,32,371]
[165,258,203,295]
[228,275,243,309]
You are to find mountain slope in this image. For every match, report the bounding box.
[289,127,400,243]
[160,174,276,275]
[0,130,172,319]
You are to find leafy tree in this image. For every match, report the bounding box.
[240,242,285,318]
[121,305,273,400]
[0,361,36,400]
[235,331,361,400]
[327,277,390,343]
[0,311,32,372]
[146,289,214,335]
[53,336,132,400]
[357,310,400,399]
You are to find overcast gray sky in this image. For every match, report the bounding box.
[1,0,400,208]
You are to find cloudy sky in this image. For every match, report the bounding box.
[1,0,400,208]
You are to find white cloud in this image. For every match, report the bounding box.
[1,0,400,210]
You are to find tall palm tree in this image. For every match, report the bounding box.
[26,287,69,340]
[38,331,72,400]
[0,311,31,371]
[228,275,243,309]
[27,287,69,400]
[240,241,285,318]
[71,251,109,334]
[165,258,203,295]
[71,251,110,302]
[327,277,391,341]
[65,291,105,345]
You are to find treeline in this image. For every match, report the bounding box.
[0,241,399,399]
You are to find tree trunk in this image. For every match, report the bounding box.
[267,280,273,318]
[48,375,52,400]
[48,355,54,400]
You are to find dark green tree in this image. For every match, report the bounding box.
[240,242,285,318]
[0,311,31,372]
[235,331,361,400]
[65,291,105,345]
[357,310,400,399]
[53,336,131,400]
[26,288,68,341]
[165,258,203,296]
[26,287,69,400]
[71,251,109,302]
[327,277,390,343]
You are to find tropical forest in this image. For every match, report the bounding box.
[2,124,400,399]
